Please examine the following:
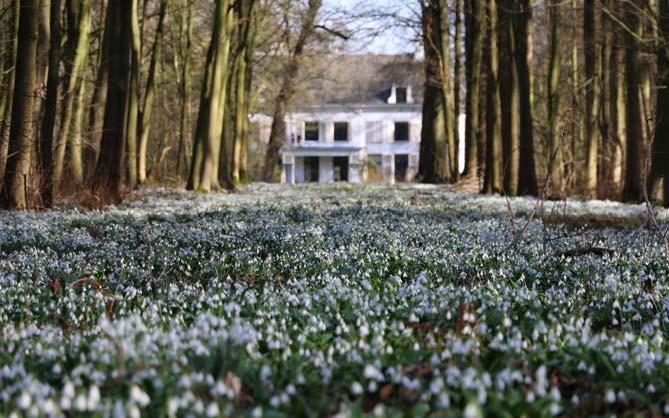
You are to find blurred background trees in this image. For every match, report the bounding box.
[0,0,667,209]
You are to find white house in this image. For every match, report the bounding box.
[279,54,424,184]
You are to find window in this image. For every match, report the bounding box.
[304,157,319,182]
[333,157,349,182]
[334,122,349,142]
[395,154,409,182]
[394,122,409,142]
[365,121,383,143]
[305,121,319,141]
[396,87,408,104]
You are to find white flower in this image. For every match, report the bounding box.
[605,389,616,404]
[206,402,219,417]
[16,392,31,409]
[88,385,101,410]
[364,364,384,381]
[130,385,150,407]
[351,381,364,395]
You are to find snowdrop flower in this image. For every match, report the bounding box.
[130,385,150,407]
[351,381,363,395]
[605,389,616,404]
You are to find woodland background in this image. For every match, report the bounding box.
[0,0,667,210]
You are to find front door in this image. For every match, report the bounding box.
[333,157,349,182]
[304,157,320,182]
[394,155,408,183]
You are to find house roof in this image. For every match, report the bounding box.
[298,53,424,108]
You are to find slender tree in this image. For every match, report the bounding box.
[650,0,669,203]
[262,0,323,181]
[622,3,643,201]
[583,0,600,198]
[546,0,563,195]
[1,0,39,209]
[514,0,537,195]
[137,0,167,185]
[483,0,503,193]
[52,0,91,192]
[452,0,463,181]
[463,0,483,180]
[175,0,193,180]
[39,0,62,207]
[0,0,19,186]
[499,0,519,195]
[84,0,108,173]
[126,0,141,187]
[93,0,132,201]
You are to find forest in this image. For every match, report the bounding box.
[0,0,667,209]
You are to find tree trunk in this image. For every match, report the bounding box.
[240,6,258,183]
[546,0,563,196]
[175,0,193,180]
[69,68,86,182]
[262,0,322,182]
[623,3,643,201]
[463,0,483,180]
[230,0,257,185]
[93,0,131,201]
[187,0,233,192]
[452,0,463,181]
[125,0,141,188]
[569,0,583,192]
[650,0,669,204]
[514,0,537,195]
[0,0,20,189]
[137,0,167,185]
[583,0,600,198]
[36,0,50,89]
[419,0,451,183]
[38,0,62,207]
[1,0,39,209]
[499,0,519,195]
[52,0,90,195]
[84,0,109,174]
[483,0,503,194]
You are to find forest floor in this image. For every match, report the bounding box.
[2,184,669,417]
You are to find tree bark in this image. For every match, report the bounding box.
[187,0,233,191]
[38,0,62,206]
[483,0,503,194]
[419,0,451,183]
[137,0,167,185]
[175,0,193,180]
[499,0,519,195]
[514,0,537,195]
[125,0,141,188]
[262,0,322,182]
[546,0,563,196]
[93,0,131,201]
[452,0,463,181]
[0,0,20,188]
[623,3,643,201]
[52,0,90,194]
[84,0,109,174]
[463,0,483,180]
[650,0,669,204]
[1,0,39,209]
[583,0,600,198]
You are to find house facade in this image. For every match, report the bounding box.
[279,54,424,184]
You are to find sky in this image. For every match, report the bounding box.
[323,0,419,54]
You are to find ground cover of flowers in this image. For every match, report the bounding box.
[1,184,669,418]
